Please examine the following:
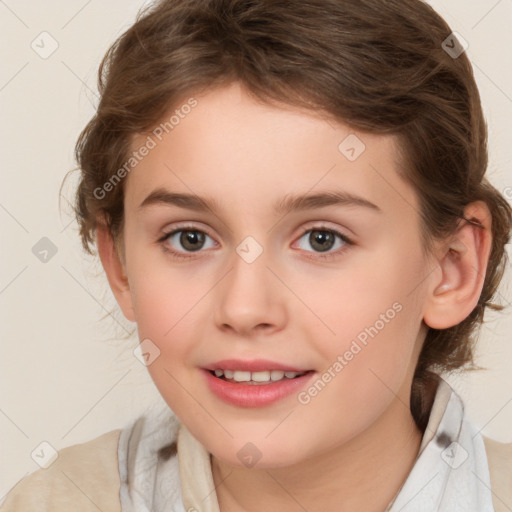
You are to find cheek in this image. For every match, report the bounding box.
[125,249,219,382]
[127,261,210,415]
[298,247,421,346]
[125,241,206,336]
[296,307,419,449]
[298,244,425,397]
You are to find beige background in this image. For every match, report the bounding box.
[1,0,511,498]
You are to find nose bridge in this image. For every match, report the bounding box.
[214,236,286,333]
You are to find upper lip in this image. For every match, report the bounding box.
[203,359,311,372]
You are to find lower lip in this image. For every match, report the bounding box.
[202,369,315,407]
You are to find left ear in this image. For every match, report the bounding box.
[423,200,492,329]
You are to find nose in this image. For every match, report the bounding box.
[213,245,288,336]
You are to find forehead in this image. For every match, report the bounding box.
[125,82,419,222]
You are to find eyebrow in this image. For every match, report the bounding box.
[139,188,382,215]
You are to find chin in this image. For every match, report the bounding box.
[208,436,307,470]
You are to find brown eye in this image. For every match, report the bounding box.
[179,230,206,251]
[308,230,336,252]
[295,226,353,260]
[159,228,216,257]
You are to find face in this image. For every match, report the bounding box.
[118,81,431,468]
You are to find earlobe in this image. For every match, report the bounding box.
[423,201,492,329]
[96,223,136,322]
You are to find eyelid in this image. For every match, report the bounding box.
[158,221,216,240]
[297,219,356,240]
[295,220,354,241]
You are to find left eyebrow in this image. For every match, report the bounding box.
[273,191,382,215]
[138,188,382,215]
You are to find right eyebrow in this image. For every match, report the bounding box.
[139,189,219,213]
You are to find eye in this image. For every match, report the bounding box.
[294,226,353,259]
[158,226,216,259]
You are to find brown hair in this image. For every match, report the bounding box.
[72,0,512,431]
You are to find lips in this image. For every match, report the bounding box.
[201,358,316,407]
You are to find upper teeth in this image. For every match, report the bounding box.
[213,369,306,382]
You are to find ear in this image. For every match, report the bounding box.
[96,222,136,322]
[423,200,492,329]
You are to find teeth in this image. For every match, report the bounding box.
[233,371,251,382]
[212,369,306,382]
[270,370,285,381]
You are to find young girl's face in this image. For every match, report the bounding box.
[118,81,432,467]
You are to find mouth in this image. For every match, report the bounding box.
[202,358,316,406]
[207,368,314,385]
[203,367,316,407]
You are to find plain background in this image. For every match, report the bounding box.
[0,0,511,497]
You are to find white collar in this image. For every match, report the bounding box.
[118,377,494,512]
[387,378,494,511]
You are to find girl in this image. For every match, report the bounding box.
[2,0,511,510]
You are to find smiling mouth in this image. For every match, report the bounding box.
[208,369,313,385]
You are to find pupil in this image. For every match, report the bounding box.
[310,230,334,252]
[181,231,205,251]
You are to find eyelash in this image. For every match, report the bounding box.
[157,226,217,261]
[157,224,354,261]
[296,226,354,260]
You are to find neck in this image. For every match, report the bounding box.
[212,396,423,512]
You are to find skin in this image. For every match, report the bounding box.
[97,81,492,511]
